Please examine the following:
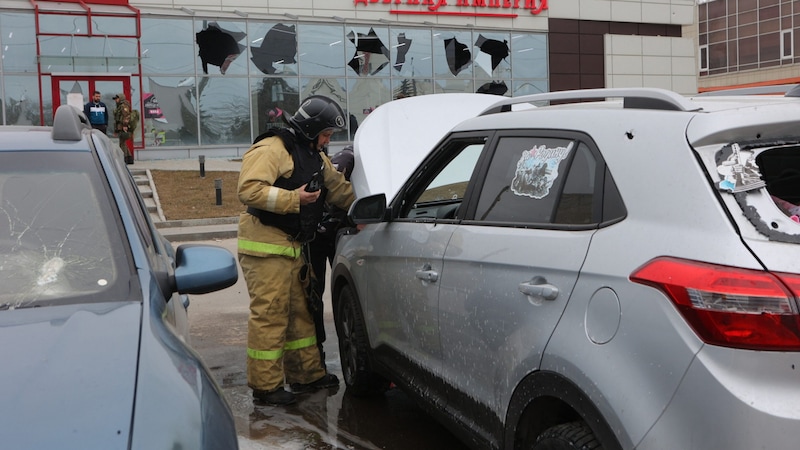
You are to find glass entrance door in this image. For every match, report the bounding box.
[51,76,138,151]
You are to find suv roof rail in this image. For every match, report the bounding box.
[480,87,702,115]
[52,104,90,141]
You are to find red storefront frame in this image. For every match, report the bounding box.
[32,0,142,149]
[50,75,131,111]
[51,75,137,153]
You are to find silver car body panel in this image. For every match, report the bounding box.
[686,96,800,148]
[354,221,456,368]
[712,185,800,272]
[639,345,800,449]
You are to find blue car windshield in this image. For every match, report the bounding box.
[0,151,131,309]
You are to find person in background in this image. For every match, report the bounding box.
[237,96,354,406]
[83,91,108,134]
[113,93,134,165]
[308,145,354,368]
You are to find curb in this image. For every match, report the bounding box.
[145,168,167,222]
[156,217,238,242]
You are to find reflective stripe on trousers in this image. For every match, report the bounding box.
[239,252,325,392]
[247,335,318,360]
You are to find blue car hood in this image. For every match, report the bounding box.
[0,301,141,449]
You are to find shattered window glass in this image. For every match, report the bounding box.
[755,144,800,215]
[344,25,390,77]
[0,153,128,309]
[714,142,800,241]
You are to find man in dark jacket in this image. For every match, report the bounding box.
[308,145,354,368]
[83,91,109,134]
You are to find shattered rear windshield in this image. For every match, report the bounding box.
[715,142,800,242]
[0,151,131,310]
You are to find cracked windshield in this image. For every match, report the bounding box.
[0,152,127,310]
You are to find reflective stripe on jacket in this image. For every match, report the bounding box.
[236,133,354,258]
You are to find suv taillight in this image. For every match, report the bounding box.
[631,257,800,351]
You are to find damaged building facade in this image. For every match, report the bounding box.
[0,0,696,160]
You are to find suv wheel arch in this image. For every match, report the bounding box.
[331,277,390,396]
[504,371,624,450]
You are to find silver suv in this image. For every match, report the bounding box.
[331,88,800,450]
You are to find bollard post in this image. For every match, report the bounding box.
[199,155,206,178]
[215,178,223,206]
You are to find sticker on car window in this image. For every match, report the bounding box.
[717,143,765,193]
[511,141,573,199]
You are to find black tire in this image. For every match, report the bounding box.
[335,285,390,396]
[533,422,601,450]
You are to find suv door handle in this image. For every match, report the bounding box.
[415,264,439,282]
[519,277,559,301]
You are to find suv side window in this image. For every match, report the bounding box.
[399,137,488,220]
[554,142,597,224]
[602,166,626,224]
[473,136,609,226]
[475,136,576,224]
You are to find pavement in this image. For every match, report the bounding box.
[131,157,242,242]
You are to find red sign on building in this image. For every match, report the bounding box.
[354,0,548,16]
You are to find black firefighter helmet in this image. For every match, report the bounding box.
[285,95,347,141]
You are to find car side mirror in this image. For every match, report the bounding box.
[349,193,388,224]
[172,244,238,295]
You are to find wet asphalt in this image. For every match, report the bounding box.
[184,237,470,450]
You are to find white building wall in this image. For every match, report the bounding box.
[605,35,697,94]
[546,0,697,94]
[548,0,694,25]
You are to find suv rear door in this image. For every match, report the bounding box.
[438,132,611,432]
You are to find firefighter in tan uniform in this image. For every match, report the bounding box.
[238,96,354,406]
